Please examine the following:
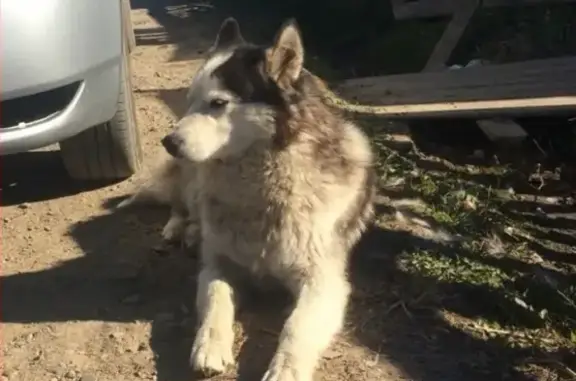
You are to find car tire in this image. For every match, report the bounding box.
[59,32,143,181]
[122,0,136,52]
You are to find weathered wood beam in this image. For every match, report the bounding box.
[335,56,576,118]
[423,0,479,71]
[392,0,576,20]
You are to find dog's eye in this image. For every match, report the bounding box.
[209,98,229,109]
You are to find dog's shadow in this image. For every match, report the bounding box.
[2,191,542,381]
[83,196,292,381]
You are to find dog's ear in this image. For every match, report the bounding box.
[212,17,244,51]
[266,19,304,88]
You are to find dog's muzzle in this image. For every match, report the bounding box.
[161,133,184,158]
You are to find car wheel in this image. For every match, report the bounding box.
[122,0,136,52]
[60,33,142,181]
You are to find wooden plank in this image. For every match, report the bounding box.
[423,0,479,71]
[392,0,456,20]
[330,96,576,118]
[335,56,576,118]
[417,1,528,140]
[338,56,576,104]
[484,0,576,6]
[392,0,576,20]
[476,118,528,141]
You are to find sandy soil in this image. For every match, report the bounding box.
[2,3,552,381]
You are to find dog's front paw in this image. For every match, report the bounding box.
[161,216,185,242]
[262,353,311,381]
[190,327,235,377]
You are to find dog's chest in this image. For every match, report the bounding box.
[197,163,282,274]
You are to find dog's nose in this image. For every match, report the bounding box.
[161,133,183,157]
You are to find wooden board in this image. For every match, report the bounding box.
[392,0,576,20]
[476,118,528,140]
[335,56,576,118]
[423,0,479,71]
[417,0,528,139]
[392,0,457,20]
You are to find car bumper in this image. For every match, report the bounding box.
[0,60,121,155]
[0,0,123,155]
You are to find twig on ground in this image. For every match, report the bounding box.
[464,323,557,345]
[526,357,576,379]
[259,327,279,337]
[532,138,548,157]
[384,299,414,320]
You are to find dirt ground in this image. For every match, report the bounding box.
[2,2,575,381]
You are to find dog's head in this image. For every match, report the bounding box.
[162,17,306,161]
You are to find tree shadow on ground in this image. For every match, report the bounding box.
[3,125,573,380]
[2,196,550,381]
[350,114,576,379]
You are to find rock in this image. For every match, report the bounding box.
[323,347,343,360]
[32,350,42,361]
[470,149,485,159]
[152,244,169,256]
[81,375,97,381]
[154,312,174,323]
[109,331,124,340]
[64,370,76,379]
[121,294,141,304]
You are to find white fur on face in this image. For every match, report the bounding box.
[186,52,233,102]
[175,52,277,162]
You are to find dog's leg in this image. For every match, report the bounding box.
[190,262,236,376]
[182,172,201,248]
[183,219,201,248]
[262,262,350,381]
[183,196,201,248]
[161,208,187,242]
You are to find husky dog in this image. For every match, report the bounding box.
[132,17,376,381]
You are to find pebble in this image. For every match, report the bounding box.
[154,312,174,323]
[152,244,169,255]
[65,370,76,379]
[470,149,485,159]
[32,350,42,361]
[121,294,141,304]
[322,348,343,360]
[109,331,124,340]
